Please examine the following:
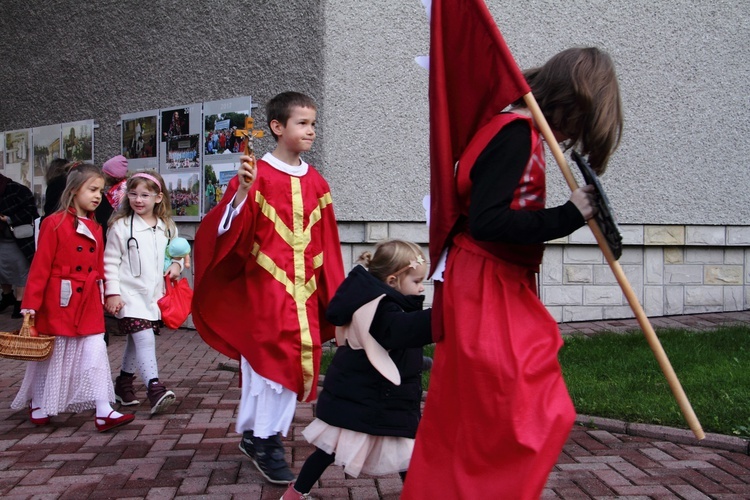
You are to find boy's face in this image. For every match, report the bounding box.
[273,106,316,154]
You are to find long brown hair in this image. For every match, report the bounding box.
[109,170,176,236]
[523,47,623,174]
[56,162,104,229]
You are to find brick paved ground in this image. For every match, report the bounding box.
[0,309,748,499]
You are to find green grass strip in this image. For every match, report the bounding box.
[560,325,750,438]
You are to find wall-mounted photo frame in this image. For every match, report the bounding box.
[202,96,254,161]
[61,120,94,162]
[32,124,62,210]
[203,161,240,216]
[4,129,32,188]
[162,171,201,220]
[160,103,201,170]
[121,110,159,171]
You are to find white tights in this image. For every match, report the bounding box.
[121,328,159,383]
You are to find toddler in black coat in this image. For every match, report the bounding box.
[281,240,432,499]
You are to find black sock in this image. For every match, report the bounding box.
[120,371,134,378]
[148,378,159,385]
[294,447,335,494]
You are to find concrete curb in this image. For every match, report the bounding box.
[576,414,750,455]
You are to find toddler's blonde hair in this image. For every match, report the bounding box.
[357,240,426,282]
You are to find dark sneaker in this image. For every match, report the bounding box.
[238,430,255,459]
[239,438,255,460]
[146,380,175,415]
[115,375,140,406]
[251,434,295,485]
[0,292,15,313]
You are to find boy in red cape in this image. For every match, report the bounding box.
[192,92,344,485]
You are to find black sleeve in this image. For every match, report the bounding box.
[468,119,585,244]
[369,302,432,350]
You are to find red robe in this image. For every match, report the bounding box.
[192,159,344,402]
[403,115,576,499]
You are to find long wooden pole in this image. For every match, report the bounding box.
[523,92,705,440]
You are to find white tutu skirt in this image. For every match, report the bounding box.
[302,418,414,478]
[11,334,115,415]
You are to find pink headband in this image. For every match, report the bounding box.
[131,172,162,192]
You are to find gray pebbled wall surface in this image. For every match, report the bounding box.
[1,0,748,225]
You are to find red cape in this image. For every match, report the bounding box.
[192,161,344,401]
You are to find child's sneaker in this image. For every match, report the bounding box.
[146,380,175,415]
[251,434,295,485]
[114,374,140,406]
[238,440,255,460]
[238,431,255,460]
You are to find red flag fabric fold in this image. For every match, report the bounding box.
[428,0,530,273]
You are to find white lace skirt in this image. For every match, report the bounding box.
[11,334,115,415]
[302,418,414,477]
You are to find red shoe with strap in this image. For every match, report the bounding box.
[28,403,50,426]
[95,411,135,432]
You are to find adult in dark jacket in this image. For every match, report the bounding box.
[281,240,432,500]
[0,174,39,318]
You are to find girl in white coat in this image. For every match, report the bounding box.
[104,171,184,415]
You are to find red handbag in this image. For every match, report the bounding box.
[158,276,193,329]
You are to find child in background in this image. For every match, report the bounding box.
[95,155,129,230]
[192,91,345,485]
[11,163,135,432]
[281,240,432,499]
[104,171,184,415]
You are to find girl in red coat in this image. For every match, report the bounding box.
[11,163,135,432]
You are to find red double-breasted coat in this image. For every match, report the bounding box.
[22,210,106,336]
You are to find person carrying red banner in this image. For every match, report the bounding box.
[402,1,624,498]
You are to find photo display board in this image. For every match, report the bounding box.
[201,96,254,216]
[32,124,62,209]
[61,120,94,162]
[121,110,159,171]
[4,129,32,188]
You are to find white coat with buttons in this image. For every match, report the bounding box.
[104,214,182,321]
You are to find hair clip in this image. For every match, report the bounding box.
[393,254,426,277]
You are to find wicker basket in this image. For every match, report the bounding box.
[0,314,54,361]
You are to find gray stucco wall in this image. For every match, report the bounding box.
[2,0,748,226]
[0,0,325,167]
[322,0,750,224]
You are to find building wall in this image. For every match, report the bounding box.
[334,222,750,322]
[1,1,748,323]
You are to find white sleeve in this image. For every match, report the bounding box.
[103,222,125,296]
[218,193,247,236]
